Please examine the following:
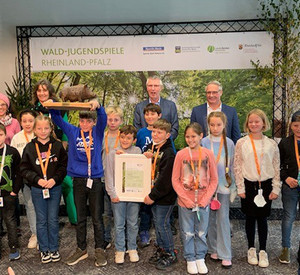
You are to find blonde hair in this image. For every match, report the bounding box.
[244,109,270,133]
[153,119,171,133]
[34,115,54,137]
[105,106,123,120]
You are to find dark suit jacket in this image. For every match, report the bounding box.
[190,103,241,144]
[133,97,179,140]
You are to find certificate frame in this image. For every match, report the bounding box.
[115,154,151,202]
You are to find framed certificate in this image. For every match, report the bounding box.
[115,154,151,202]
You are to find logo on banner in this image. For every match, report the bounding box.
[175,46,181,53]
[207,45,215,53]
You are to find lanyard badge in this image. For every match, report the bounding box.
[81,130,93,188]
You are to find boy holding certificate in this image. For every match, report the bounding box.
[143,119,177,270]
[105,125,141,264]
[49,101,108,268]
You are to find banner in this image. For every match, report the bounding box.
[30,32,273,72]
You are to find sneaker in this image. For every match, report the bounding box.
[28,234,37,249]
[279,247,290,264]
[103,241,112,250]
[9,250,20,261]
[65,247,88,266]
[115,251,125,264]
[187,261,198,274]
[196,259,208,274]
[139,231,150,248]
[221,259,232,269]
[128,250,139,263]
[41,251,51,264]
[247,247,258,265]
[149,247,164,265]
[95,248,107,267]
[50,251,61,262]
[258,250,269,268]
[155,251,177,270]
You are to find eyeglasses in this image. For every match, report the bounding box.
[206,91,219,95]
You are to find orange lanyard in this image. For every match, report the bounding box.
[104,131,119,154]
[151,144,163,188]
[294,135,300,170]
[81,130,93,178]
[249,134,263,188]
[35,143,52,180]
[210,136,223,164]
[24,132,29,143]
[189,147,202,190]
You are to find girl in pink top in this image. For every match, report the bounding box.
[172,122,218,275]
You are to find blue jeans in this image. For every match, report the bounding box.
[73,178,104,250]
[207,193,231,260]
[102,181,113,242]
[178,205,209,261]
[23,184,36,235]
[281,183,300,248]
[31,185,62,252]
[152,204,174,252]
[112,201,140,251]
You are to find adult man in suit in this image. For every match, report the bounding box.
[191,80,241,144]
[134,76,179,140]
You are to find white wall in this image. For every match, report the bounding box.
[0,0,260,93]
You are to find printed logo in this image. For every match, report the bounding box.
[175,46,181,53]
[207,45,215,53]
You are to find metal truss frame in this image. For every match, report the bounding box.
[16,19,286,137]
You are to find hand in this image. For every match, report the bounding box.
[285,177,298,188]
[111,197,120,203]
[144,195,154,205]
[41,99,54,106]
[116,150,125,155]
[38,179,48,188]
[10,192,17,196]
[44,178,56,189]
[144,152,153,159]
[90,100,100,111]
[238,193,246,199]
[269,192,278,200]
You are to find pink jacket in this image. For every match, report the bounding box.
[172,147,218,208]
[5,118,21,145]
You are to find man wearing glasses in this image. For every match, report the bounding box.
[190,80,241,144]
[134,76,179,140]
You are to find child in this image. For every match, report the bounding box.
[105,125,141,264]
[136,103,161,152]
[0,123,22,261]
[101,106,123,249]
[172,122,218,274]
[202,111,236,269]
[136,103,161,247]
[278,110,300,264]
[49,101,108,267]
[234,109,281,268]
[20,115,67,263]
[11,109,37,249]
[143,119,177,270]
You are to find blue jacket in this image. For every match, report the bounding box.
[50,107,107,178]
[133,97,179,140]
[190,103,241,144]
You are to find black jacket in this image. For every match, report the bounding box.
[278,135,299,184]
[0,144,21,195]
[146,138,177,205]
[20,136,67,189]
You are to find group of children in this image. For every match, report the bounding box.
[0,83,299,274]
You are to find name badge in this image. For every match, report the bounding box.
[42,189,50,199]
[87,178,93,189]
[0,197,3,207]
